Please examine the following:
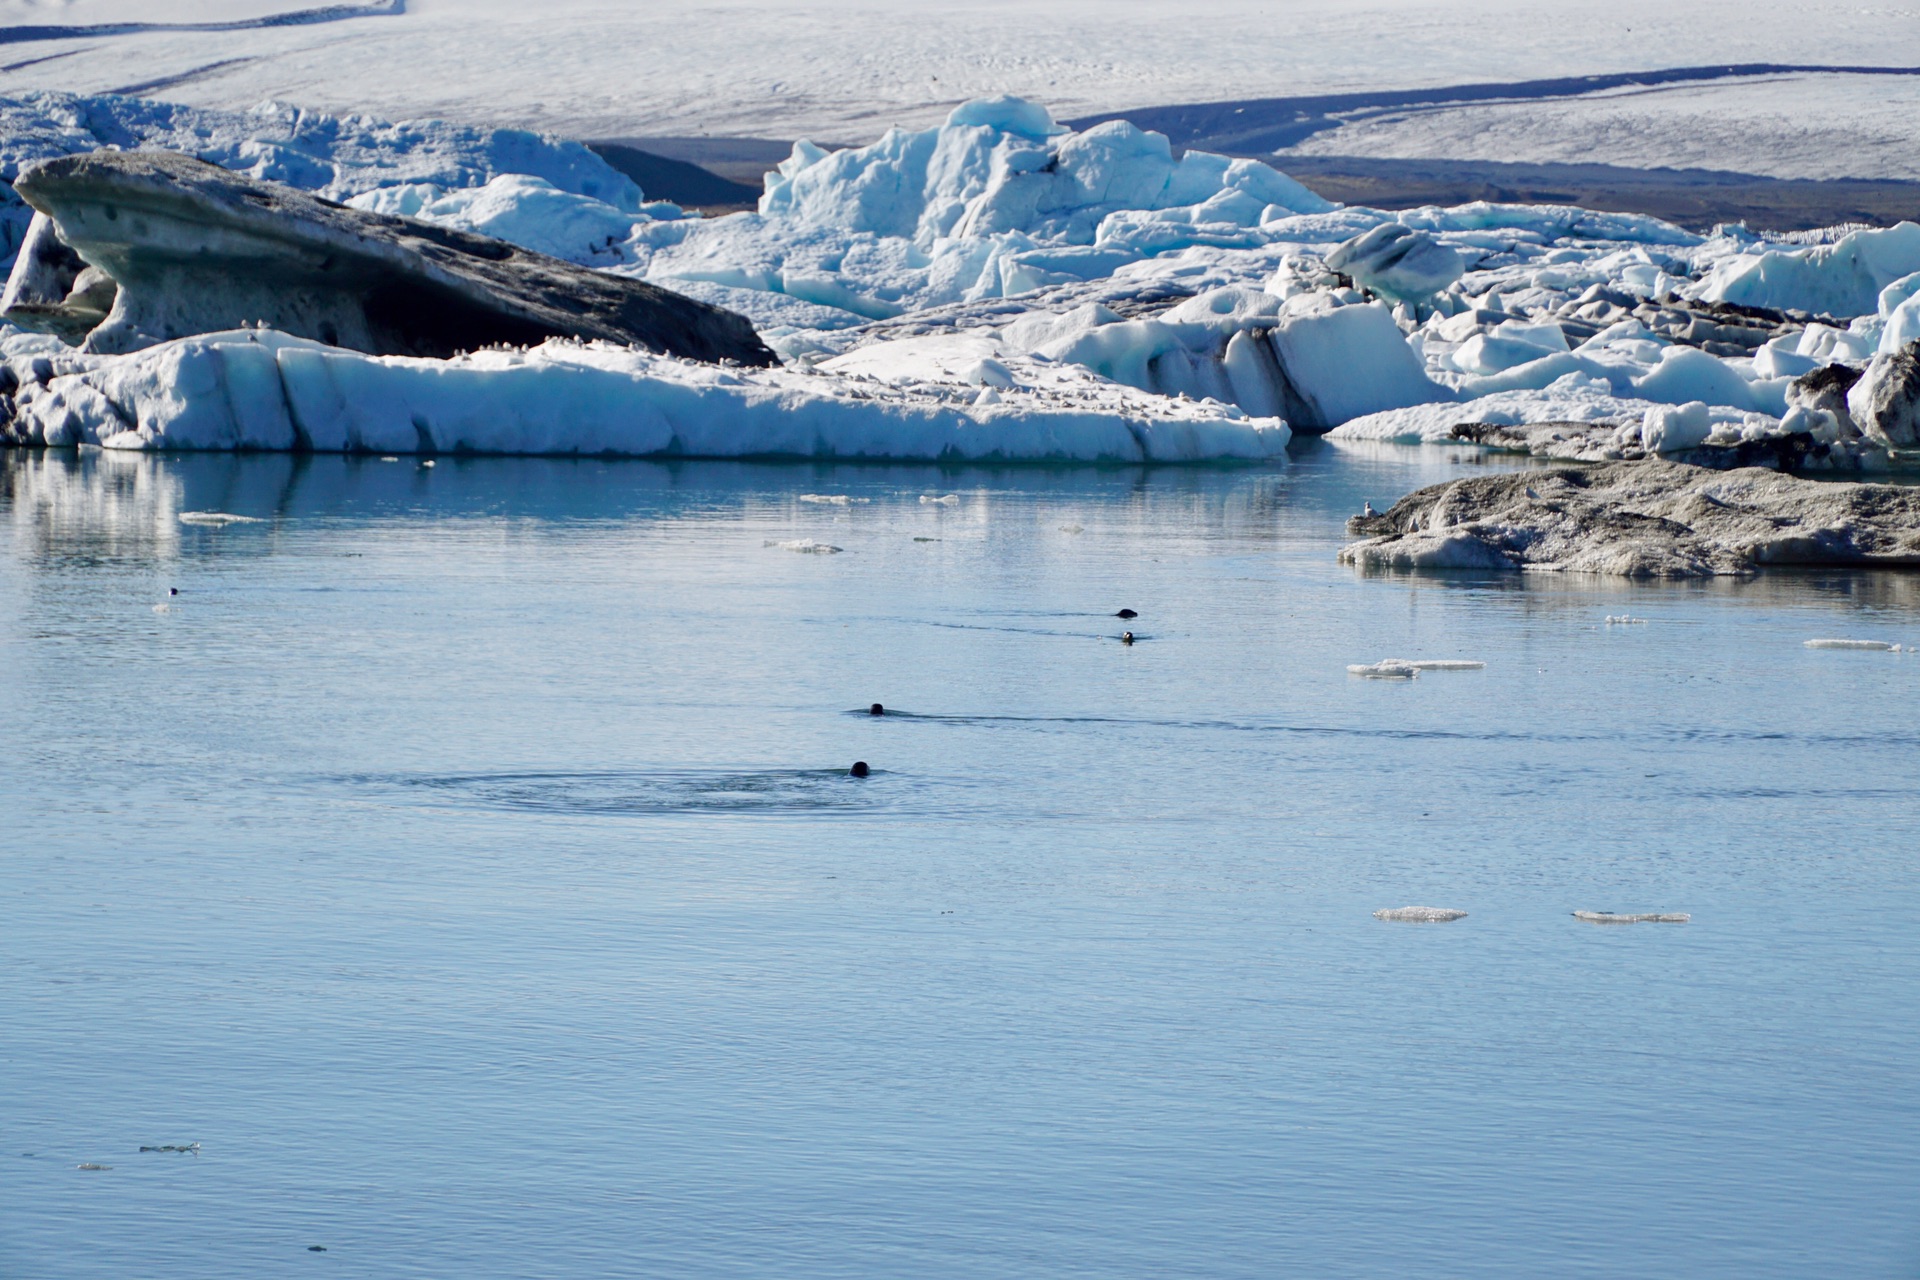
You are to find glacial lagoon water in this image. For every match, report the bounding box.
[3,443,1918,1279]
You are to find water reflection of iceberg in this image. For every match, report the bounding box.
[2,450,184,562]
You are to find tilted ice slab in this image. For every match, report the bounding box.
[2,328,1290,462]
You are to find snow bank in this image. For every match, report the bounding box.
[5,328,1290,463]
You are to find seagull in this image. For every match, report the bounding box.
[1362,501,1376,517]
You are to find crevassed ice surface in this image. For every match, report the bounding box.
[2,446,1918,1279]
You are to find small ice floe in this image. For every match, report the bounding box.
[1803,639,1903,651]
[76,1163,112,1171]
[1059,523,1084,534]
[1348,659,1484,679]
[1573,910,1690,924]
[767,539,842,554]
[1349,660,1419,679]
[178,511,261,526]
[152,603,173,614]
[799,493,867,505]
[379,455,400,462]
[1605,615,1648,625]
[139,1143,199,1154]
[421,459,436,467]
[920,494,960,505]
[1374,906,1468,922]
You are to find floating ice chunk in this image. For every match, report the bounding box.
[75,1163,112,1171]
[1324,223,1465,304]
[1348,660,1420,679]
[1451,332,1564,376]
[1803,638,1901,650]
[798,494,867,505]
[920,494,960,505]
[1373,906,1468,922]
[1400,659,1486,670]
[1640,401,1713,453]
[1573,911,1690,924]
[768,539,842,554]
[1605,615,1649,625]
[178,511,262,526]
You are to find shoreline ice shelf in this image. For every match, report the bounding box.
[5,91,1920,465]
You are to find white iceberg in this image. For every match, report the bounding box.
[1694,223,1920,319]
[5,328,1290,463]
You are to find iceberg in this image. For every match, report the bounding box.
[19,89,1920,461]
[346,175,683,266]
[0,90,645,264]
[1693,223,1920,319]
[2,328,1291,463]
[6,150,770,364]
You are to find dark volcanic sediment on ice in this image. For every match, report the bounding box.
[3,149,774,365]
[1341,461,1920,577]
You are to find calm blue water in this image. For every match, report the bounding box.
[3,444,1918,1279]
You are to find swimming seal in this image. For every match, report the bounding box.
[849,761,871,778]
[1115,608,1137,618]
[1121,631,1135,645]
[869,703,885,716]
